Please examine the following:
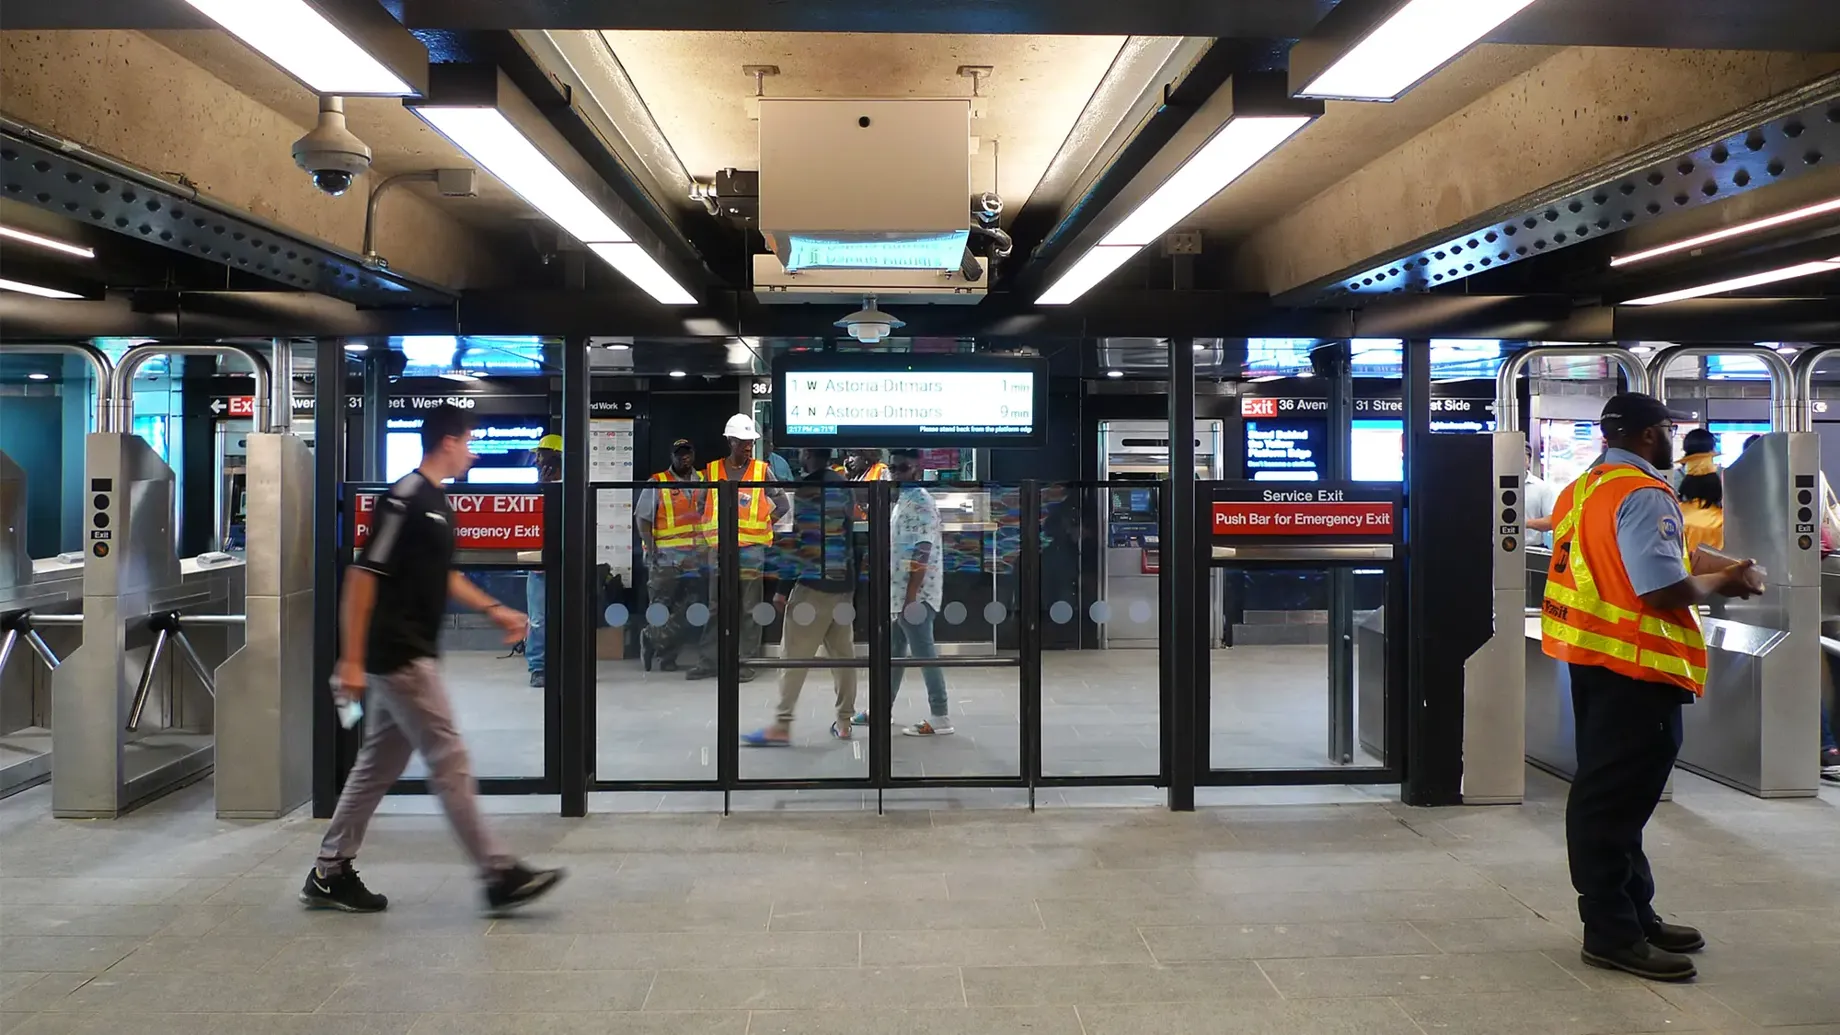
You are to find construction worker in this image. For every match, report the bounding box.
[635,439,705,672]
[688,414,787,681]
[523,434,563,687]
[1541,392,1762,983]
[847,449,890,483]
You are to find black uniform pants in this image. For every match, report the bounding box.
[1566,662,1688,953]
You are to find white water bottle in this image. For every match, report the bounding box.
[329,675,365,730]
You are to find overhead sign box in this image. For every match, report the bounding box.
[773,354,1046,448]
[1212,484,1398,540]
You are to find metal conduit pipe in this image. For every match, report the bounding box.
[0,343,115,432]
[1646,345,1795,432]
[1791,346,1840,433]
[269,337,292,436]
[111,343,272,433]
[1496,345,1652,433]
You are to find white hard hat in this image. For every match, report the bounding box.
[723,413,760,441]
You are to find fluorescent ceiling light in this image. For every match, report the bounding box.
[27,372,50,381]
[668,370,687,378]
[0,277,83,299]
[1611,196,1840,267]
[605,341,632,351]
[1102,117,1311,247]
[1623,259,1840,306]
[415,107,630,245]
[180,0,414,95]
[1038,245,1141,305]
[1106,369,1125,378]
[587,242,697,306]
[344,342,368,352]
[1298,0,1540,102]
[0,225,95,259]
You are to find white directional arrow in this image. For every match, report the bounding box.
[209,399,227,415]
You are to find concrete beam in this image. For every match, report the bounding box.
[0,30,507,290]
[1235,47,1840,299]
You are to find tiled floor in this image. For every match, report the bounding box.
[2,764,1837,1033]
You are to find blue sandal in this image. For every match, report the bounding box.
[740,728,790,748]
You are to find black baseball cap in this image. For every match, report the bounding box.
[1600,393,1690,436]
[670,438,694,453]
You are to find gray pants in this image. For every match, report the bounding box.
[318,658,512,878]
[775,583,858,728]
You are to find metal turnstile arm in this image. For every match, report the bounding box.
[126,628,172,733]
[0,611,70,675]
[124,611,242,731]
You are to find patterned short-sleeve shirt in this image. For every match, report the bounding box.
[890,486,944,613]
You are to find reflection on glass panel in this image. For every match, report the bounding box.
[1210,567,1386,770]
[889,481,1020,780]
[596,482,717,782]
[1040,484,1160,778]
[740,476,867,779]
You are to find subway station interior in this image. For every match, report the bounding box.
[2,1,1839,1032]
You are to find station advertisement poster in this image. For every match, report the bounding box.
[1211,483,1397,539]
[352,492,544,550]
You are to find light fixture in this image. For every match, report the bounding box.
[587,243,697,306]
[0,225,95,259]
[343,342,369,353]
[1629,344,1655,354]
[408,66,696,306]
[1623,259,1840,306]
[1038,75,1321,305]
[668,370,687,378]
[1106,369,1124,379]
[439,370,479,382]
[27,372,50,381]
[1611,196,1840,268]
[1291,0,1540,102]
[0,277,83,300]
[179,0,425,96]
[606,342,632,351]
[1774,344,1800,355]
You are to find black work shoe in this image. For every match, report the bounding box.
[483,862,566,915]
[1581,941,1697,982]
[299,864,388,913]
[1645,918,1706,954]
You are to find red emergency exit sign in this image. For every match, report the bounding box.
[353,492,545,550]
[1213,493,1394,537]
[229,396,255,417]
[1240,397,1279,418]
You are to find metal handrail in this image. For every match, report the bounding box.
[1497,345,1651,433]
[1647,345,1795,432]
[111,343,273,433]
[0,343,115,432]
[1791,346,1840,433]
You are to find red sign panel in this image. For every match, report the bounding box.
[1213,500,1394,537]
[229,395,256,417]
[353,492,545,550]
[1240,397,1279,418]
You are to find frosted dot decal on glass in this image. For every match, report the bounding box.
[902,601,930,625]
[686,603,710,627]
[1049,600,1074,624]
[751,602,778,626]
[792,601,817,626]
[832,602,856,625]
[646,603,670,627]
[1089,600,1112,623]
[604,603,629,627]
[1129,600,1153,624]
[943,601,968,625]
[984,601,1008,625]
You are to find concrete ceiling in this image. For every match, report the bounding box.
[594,30,1134,212]
[1188,44,1561,242]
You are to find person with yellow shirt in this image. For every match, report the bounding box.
[1541,394,1762,983]
[636,439,705,673]
[1674,429,1723,555]
[687,415,788,682]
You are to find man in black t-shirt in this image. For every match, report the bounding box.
[303,405,564,915]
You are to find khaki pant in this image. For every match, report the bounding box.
[775,582,858,728]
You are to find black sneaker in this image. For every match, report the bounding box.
[1581,941,1697,982]
[1645,918,1706,954]
[483,862,566,915]
[299,864,388,913]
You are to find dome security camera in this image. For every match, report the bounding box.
[292,96,372,197]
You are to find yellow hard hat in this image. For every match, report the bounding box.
[537,434,563,452]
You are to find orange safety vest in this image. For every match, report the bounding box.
[850,460,889,519]
[1540,464,1708,695]
[647,471,704,548]
[701,458,774,545]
